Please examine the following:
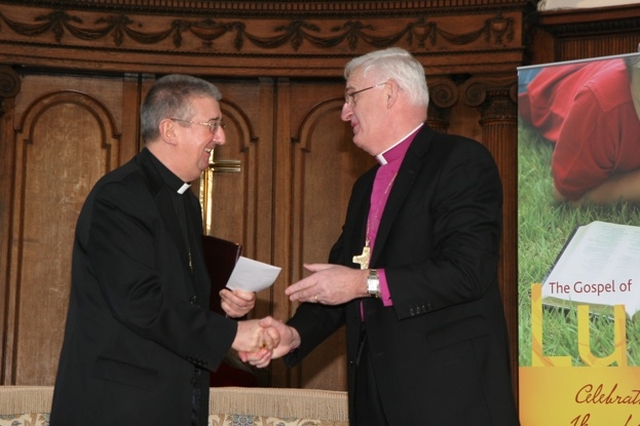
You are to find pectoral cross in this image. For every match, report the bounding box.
[352,241,371,270]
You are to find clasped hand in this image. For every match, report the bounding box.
[231,264,362,368]
[236,317,301,369]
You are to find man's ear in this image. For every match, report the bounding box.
[159,118,178,146]
[385,79,399,108]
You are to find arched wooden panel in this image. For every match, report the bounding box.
[278,80,375,390]
[199,93,259,238]
[5,80,123,385]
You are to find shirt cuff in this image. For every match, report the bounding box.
[378,269,393,306]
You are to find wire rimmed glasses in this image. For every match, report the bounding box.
[170,118,226,134]
[344,81,388,107]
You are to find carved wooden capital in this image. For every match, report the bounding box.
[426,76,459,132]
[460,75,517,123]
[0,65,20,117]
[429,77,459,109]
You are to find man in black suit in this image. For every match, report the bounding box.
[247,48,519,425]
[51,74,275,426]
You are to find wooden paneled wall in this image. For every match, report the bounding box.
[2,0,594,395]
[528,3,640,64]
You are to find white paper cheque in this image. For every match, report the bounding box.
[225,256,281,292]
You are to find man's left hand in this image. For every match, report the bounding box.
[220,288,256,318]
[285,263,367,305]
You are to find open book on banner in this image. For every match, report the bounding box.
[541,221,640,319]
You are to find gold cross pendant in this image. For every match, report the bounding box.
[352,242,370,270]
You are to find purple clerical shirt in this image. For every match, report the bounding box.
[368,124,422,306]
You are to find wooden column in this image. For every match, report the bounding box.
[462,74,519,398]
[0,65,21,384]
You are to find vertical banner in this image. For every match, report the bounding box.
[518,52,640,425]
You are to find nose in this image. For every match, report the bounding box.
[341,102,352,121]
[214,127,226,145]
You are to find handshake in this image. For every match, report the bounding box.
[231,316,300,368]
[220,263,365,368]
[220,287,301,369]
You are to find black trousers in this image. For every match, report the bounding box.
[354,326,389,426]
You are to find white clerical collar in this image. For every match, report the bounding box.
[177,183,191,194]
[375,123,424,165]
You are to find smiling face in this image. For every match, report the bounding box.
[341,68,391,156]
[171,96,226,182]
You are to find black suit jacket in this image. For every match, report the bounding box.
[286,125,519,425]
[51,148,237,426]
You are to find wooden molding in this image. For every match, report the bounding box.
[530,3,640,63]
[536,4,640,37]
[0,0,530,16]
[0,1,528,76]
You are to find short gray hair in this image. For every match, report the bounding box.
[344,47,429,108]
[141,74,222,143]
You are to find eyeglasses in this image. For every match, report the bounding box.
[170,118,226,134]
[344,82,388,106]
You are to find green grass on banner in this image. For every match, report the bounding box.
[518,123,640,367]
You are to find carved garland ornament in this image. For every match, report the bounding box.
[0,9,515,51]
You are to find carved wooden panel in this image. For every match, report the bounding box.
[198,78,277,335]
[0,1,527,76]
[199,79,269,243]
[4,73,128,384]
[271,79,376,390]
[201,78,374,390]
[530,4,640,64]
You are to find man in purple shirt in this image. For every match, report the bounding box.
[244,48,519,426]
